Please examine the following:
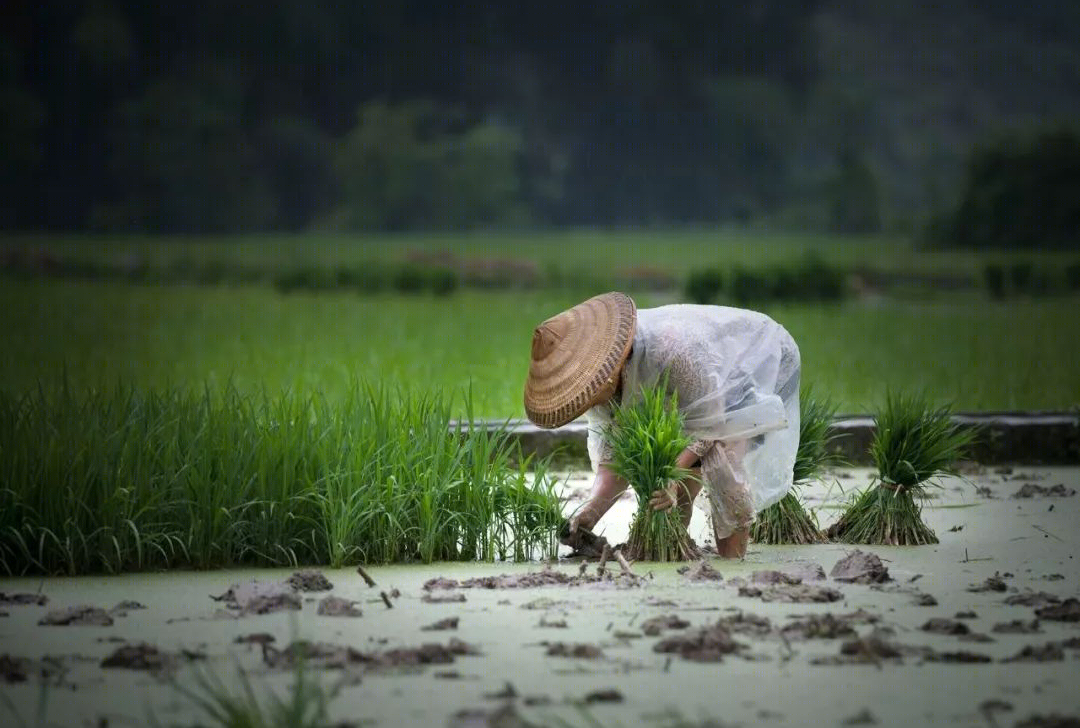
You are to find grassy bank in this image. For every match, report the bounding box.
[0,384,561,576]
[2,281,1077,415]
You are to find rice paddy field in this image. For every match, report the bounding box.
[2,232,1079,726]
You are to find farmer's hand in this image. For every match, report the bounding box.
[649,482,680,512]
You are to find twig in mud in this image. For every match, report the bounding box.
[578,562,588,577]
[613,549,636,577]
[597,544,612,577]
[628,612,639,626]
[380,591,393,609]
[663,656,671,673]
[1032,525,1063,542]
[356,565,376,588]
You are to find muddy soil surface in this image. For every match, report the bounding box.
[1,466,1078,727]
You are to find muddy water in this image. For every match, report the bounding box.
[1,467,1078,726]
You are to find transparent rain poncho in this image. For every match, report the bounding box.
[586,304,801,539]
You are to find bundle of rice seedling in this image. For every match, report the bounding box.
[826,393,975,545]
[750,392,841,544]
[604,377,700,561]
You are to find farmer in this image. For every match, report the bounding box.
[523,292,801,559]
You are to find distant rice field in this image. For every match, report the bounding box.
[2,279,1077,415]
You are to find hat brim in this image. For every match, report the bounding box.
[523,292,636,428]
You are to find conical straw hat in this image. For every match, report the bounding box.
[524,292,636,429]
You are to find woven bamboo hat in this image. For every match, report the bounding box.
[524,292,636,429]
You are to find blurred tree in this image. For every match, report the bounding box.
[826,150,882,234]
[935,123,1080,249]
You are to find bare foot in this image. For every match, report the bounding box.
[715,528,749,559]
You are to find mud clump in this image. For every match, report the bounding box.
[842,708,878,725]
[582,688,624,704]
[830,550,891,584]
[921,618,970,636]
[287,570,334,592]
[264,638,478,671]
[1,654,63,684]
[751,570,802,586]
[544,642,603,659]
[110,600,147,616]
[738,583,842,604]
[38,605,114,627]
[317,596,362,617]
[234,633,276,645]
[1036,598,1080,622]
[520,597,570,610]
[923,649,992,664]
[992,620,1041,634]
[641,614,690,636]
[211,580,302,615]
[100,643,175,673]
[422,592,467,604]
[912,593,938,607]
[1014,715,1080,728]
[423,567,641,591]
[967,574,1009,593]
[1012,484,1076,499]
[1004,642,1065,663]
[786,562,828,582]
[1005,591,1063,608]
[422,617,459,631]
[717,611,772,638]
[0,593,48,607]
[677,560,724,582]
[811,634,904,665]
[653,624,743,662]
[781,614,856,640]
[450,704,540,728]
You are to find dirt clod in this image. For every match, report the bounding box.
[234,633,275,645]
[786,562,827,581]
[811,635,903,665]
[1,654,63,684]
[842,708,878,725]
[653,624,743,662]
[923,649,992,663]
[582,688,623,704]
[641,614,690,636]
[211,580,302,615]
[422,617,459,631]
[830,550,891,584]
[539,617,567,628]
[449,704,539,728]
[422,592,466,604]
[992,620,1041,634]
[921,618,970,635]
[967,574,1009,592]
[1005,591,1063,608]
[1036,598,1080,622]
[751,570,802,586]
[781,614,856,640]
[317,596,362,617]
[1004,642,1065,662]
[677,560,724,582]
[717,611,773,638]
[912,593,938,606]
[287,570,333,592]
[955,610,978,619]
[38,605,114,627]
[544,642,603,659]
[1014,715,1080,728]
[738,583,843,603]
[0,593,48,606]
[100,643,174,673]
[1012,484,1076,499]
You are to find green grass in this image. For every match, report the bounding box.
[0,383,562,575]
[1,280,1077,416]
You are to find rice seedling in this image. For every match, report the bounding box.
[826,392,975,545]
[0,381,562,575]
[603,377,699,562]
[750,391,841,545]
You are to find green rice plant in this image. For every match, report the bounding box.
[604,377,699,562]
[163,655,351,728]
[0,381,561,575]
[751,391,841,545]
[826,392,975,545]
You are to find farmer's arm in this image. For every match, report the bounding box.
[570,464,628,532]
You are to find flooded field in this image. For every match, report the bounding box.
[2,466,1078,727]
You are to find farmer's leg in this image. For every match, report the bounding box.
[710,440,753,559]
